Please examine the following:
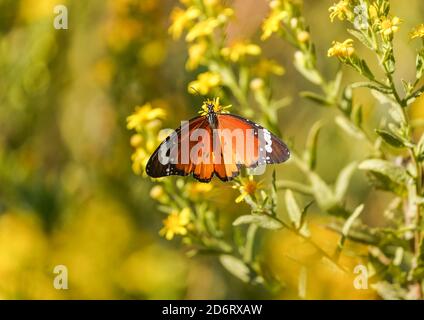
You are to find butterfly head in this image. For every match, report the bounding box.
[199,97,232,116]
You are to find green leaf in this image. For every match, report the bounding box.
[335,116,365,140]
[352,104,363,127]
[219,255,250,282]
[388,105,403,123]
[371,89,398,108]
[285,190,302,229]
[300,91,332,106]
[416,49,424,80]
[347,29,373,50]
[375,129,405,148]
[303,121,322,170]
[342,204,364,236]
[233,214,283,230]
[334,161,358,201]
[416,133,424,162]
[334,204,364,259]
[308,172,338,213]
[327,69,343,101]
[358,159,411,196]
[412,239,424,280]
[350,81,392,94]
[351,56,375,80]
[293,52,323,85]
[339,86,353,115]
[276,180,313,195]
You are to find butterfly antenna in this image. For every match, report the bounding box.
[189,86,202,97]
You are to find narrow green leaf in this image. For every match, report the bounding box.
[327,69,343,101]
[352,104,363,127]
[350,81,392,94]
[416,49,424,80]
[347,29,373,50]
[388,105,403,123]
[303,121,322,170]
[371,89,398,108]
[308,172,338,212]
[342,204,364,236]
[219,255,250,282]
[233,214,283,230]
[276,180,313,195]
[285,190,302,229]
[300,91,332,106]
[358,159,411,196]
[335,162,358,201]
[375,129,405,148]
[335,116,365,139]
[334,204,364,260]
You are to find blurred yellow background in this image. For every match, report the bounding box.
[0,0,423,299]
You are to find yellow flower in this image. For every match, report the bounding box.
[368,4,378,21]
[186,18,220,42]
[130,134,143,148]
[131,148,148,175]
[159,208,191,240]
[379,16,401,37]
[198,97,231,116]
[188,72,221,95]
[169,6,201,39]
[185,182,213,201]
[186,182,213,194]
[252,59,285,78]
[327,39,355,58]
[126,103,166,131]
[410,24,424,40]
[233,176,263,203]
[261,9,287,40]
[328,0,351,22]
[250,78,265,91]
[220,41,261,62]
[297,30,310,43]
[150,185,165,200]
[186,41,208,70]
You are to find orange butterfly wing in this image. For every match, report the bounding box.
[146,116,216,182]
[214,114,290,181]
[146,113,290,182]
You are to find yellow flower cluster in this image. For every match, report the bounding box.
[378,16,401,37]
[187,41,207,70]
[328,0,352,22]
[188,71,221,95]
[261,1,289,40]
[127,102,167,175]
[233,176,263,203]
[252,59,285,78]
[327,39,355,58]
[221,41,261,62]
[169,2,233,41]
[410,24,424,40]
[159,208,191,240]
[198,97,231,116]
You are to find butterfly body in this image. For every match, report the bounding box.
[146,99,290,183]
[206,102,219,129]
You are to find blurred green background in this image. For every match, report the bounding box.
[0,0,423,299]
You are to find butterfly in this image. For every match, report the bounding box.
[146,98,290,183]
